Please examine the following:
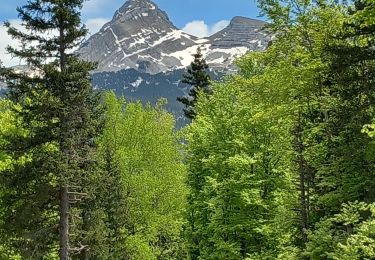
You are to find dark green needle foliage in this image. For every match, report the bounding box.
[317,0,375,210]
[0,0,101,258]
[177,47,211,120]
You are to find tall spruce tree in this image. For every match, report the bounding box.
[0,0,100,259]
[177,46,211,119]
[316,0,375,209]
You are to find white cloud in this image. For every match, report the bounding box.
[85,18,110,35]
[182,21,210,38]
[0,20,24,67]
[182,20,230,38]
[82,0,107,14]
[0,19,60,67]
[0,18,109,67]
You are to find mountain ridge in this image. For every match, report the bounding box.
[2,0,272,126]
[78,0,271,74]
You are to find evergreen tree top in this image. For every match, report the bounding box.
[178,46,211,120]
[5,0,88,69]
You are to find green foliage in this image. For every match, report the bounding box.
[0,100,25,171]
[85,92,187,259]
[184,0,374,258]
[184,69,296,258]
[312,0,375,212]
[0,0,101,258]
[0,99,22,260]
[240,1,349,245]
[305,202,375,260]
[0,0,373,258]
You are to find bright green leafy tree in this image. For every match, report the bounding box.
[184,69,295,258]
[84,92,187,259]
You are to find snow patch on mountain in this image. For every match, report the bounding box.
[167,44,210,68]
[131,76,143,88]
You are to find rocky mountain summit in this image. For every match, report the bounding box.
[78,0,270,74]
[209,16,268,49]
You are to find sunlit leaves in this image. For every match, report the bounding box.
[93,92,187,259]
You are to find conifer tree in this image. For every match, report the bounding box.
[177,46,211,119]
[317,0,375,209]
[0,0,101,258]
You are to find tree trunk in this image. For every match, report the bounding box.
[298,155,308,243]
[60,185,69,260]
[293,112,309,244]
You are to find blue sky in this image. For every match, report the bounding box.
[0,0,262,66]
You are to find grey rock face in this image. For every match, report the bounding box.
[78,0,271,74]
[201,17,269,71]
[0,81,6,92]
[78,0,198,74]
[209,17,268,49]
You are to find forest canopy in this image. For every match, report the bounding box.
[0,0,374,259]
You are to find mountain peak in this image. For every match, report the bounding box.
[78,0,198,74]
[208,16,269,50]
[78,1,271,74]
[127,0,155,4]
[113,0,170,22]
[230,16,267,26]
[127,0,153,3]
